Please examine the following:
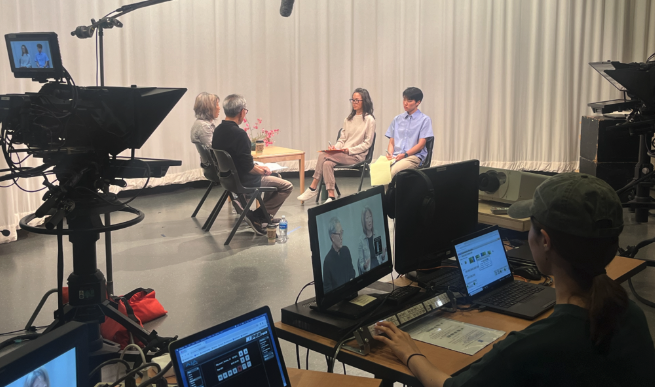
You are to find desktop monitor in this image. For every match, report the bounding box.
[308,185,393,314]
[0,322,89,387]
[394,160,480,275]
[5,32,64,80]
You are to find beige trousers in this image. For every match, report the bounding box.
[390,155,421,178]
[313,152,365,190]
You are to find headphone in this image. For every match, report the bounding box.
[384,168,435,226]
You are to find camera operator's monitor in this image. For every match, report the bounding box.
[0,322,89,387]
[394,160,480,275]
[5,32,63,80]
[308,185,392,318]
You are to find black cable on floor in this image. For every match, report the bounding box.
[629,278,655,308]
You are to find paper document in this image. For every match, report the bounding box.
[254,161,288,172]
[349,294,377,306]
[403,317,505,355]
[370,156,393,186]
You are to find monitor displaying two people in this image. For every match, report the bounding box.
[10,40,52,68]
[316,195,388,294]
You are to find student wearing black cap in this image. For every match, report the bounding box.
[374,173,655,387]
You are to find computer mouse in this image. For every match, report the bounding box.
[513,266,542,281]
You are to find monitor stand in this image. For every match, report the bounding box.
[310,292,384,320]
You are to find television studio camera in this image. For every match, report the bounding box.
[1,31,186,364]
[589,56,655,223]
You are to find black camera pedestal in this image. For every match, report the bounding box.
[20,198,174,372]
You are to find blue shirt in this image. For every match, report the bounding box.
[385,109,433,164]
[34,51,49,67]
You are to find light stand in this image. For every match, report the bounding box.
[70,0,173,294]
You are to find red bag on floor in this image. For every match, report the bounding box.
[101,288,168,348]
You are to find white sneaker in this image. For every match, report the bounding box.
[324,197,335,204]
[297,187,319,201]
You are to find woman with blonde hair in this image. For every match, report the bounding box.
[357,206,387,275]
[190,92,221,148]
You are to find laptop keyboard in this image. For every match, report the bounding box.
[478,281,544,308]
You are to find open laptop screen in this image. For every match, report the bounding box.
[172,312,288,387]
[454,229,511,296]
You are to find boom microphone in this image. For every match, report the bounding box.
[280,0,295,17]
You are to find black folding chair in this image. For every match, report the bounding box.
[316,129,377,202]
[205,149,276,245]
[191,143,222,218]
[418,136,435,169]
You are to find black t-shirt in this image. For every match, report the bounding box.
[322,246,356,293]
[212,120,261,186]
[445,300,655,387]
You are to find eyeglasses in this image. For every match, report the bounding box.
[331,230,344,238]
[243,108,249,114]
[349,99,363,103]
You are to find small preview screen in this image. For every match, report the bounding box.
[174,314,287,387]
[9,40,53,69]
[454,229,511,296]
[6,347,77,387]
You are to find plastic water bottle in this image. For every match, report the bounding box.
[278,216,288,243]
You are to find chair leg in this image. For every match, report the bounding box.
[203,190,229,231]
[255,190,271,223]
[335,182,341,197]
[315,177,323,203]
[225,192,259,245]
[357,165,367,192]
[192,182,215,218]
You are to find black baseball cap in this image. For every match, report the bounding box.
[508,173,623,238]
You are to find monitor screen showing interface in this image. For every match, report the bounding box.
[9,40,53,69]
[173,313,288,387]
[454,229,511,296]
[5,347,77,387]
[314,191,389,295]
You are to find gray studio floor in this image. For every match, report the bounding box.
[1,176,655,384]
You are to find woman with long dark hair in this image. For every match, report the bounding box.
[19,45,31,68]
[297,88,375,203]
[374,173,654,387]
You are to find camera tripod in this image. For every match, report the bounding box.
[613,119,655,223]
[19,184,175,365]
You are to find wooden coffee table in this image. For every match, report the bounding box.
[253,146,306,201]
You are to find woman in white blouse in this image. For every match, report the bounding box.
[19,45,31,68]
[297,88,376,203]
[357,206,387,275]
[190,92,220,149]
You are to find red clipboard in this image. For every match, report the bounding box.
[318,149,347,153]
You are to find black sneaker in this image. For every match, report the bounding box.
[244,212,266,236]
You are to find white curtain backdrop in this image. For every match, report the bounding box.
[1,0,654,243]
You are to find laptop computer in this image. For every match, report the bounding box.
[452,226,556,320]
[169,306,290,387]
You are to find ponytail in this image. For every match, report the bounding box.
[531,218,628,348]
[589,274,628,347]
